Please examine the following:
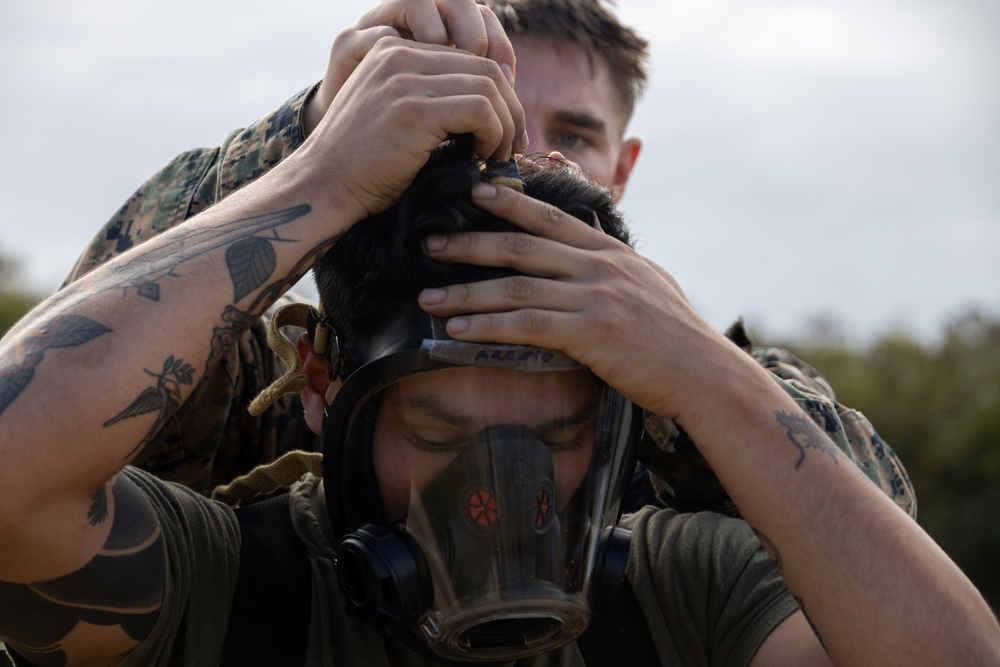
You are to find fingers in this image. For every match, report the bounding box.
[332,25,402,78]
[468,182,612,247]
[333,1,523,154]
[421,271,574,314]
[419,275,588,356]
[427,227,587,284]
[357,0,514,75]
[305,38,527,218]
[479,5,516,86]
[358,0,452,46]
[374,44,521,159]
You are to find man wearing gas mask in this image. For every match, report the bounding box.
[1,31,998,667]
[59,0,916,526]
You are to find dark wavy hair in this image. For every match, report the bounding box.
[312,135,632,344]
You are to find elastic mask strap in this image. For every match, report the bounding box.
[247,302,340,416]
[480,157,524,191]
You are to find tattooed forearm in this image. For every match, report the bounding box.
[0,315,112,417]
[0,475,164,665]
[110,205,311,301]
[774,409,841,469]
[103,356,196,461]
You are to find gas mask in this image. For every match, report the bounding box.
[322,300,642,663]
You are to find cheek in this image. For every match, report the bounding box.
[372,434,412,521]
[551,445,593,511]
[372,431,459,521]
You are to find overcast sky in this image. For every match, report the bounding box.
[1,0,997,345]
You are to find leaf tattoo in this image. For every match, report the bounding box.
[227,236,278,302]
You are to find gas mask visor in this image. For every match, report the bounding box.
[323,302,642,663]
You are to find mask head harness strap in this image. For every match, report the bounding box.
[247,302,343,416]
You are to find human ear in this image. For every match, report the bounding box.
[609,136,642,202]
[296,332,341,434]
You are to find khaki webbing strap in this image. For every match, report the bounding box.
[247,302,334,416]
[211,450,324,508]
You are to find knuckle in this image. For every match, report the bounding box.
[332,28,352,54]
[541,204,565,227]
[455,281,476,304]
[378,41,410,69]
[588,252,618,276]
[504,232,537,256]
[504,275,535,300]
[476,56,503,84]
[517,309,548,335]
[470,94,494,118]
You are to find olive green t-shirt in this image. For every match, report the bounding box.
[11,469,795,666]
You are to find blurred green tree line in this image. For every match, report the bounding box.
[0,255,40,335]
[1,249,998,612]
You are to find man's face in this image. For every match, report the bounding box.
[372,366,597,521]
[512,36,642,202]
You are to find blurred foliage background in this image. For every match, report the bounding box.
[1,247,998,615]
[0,254,40,336]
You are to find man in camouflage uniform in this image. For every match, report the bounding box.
[62,0,915,518]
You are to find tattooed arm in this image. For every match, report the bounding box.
[0,35,523,663]
[416,184,1000,665]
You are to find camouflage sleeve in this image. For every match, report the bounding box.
[63,84,317,284]
[636,322,918,519]
[60,84,322,495]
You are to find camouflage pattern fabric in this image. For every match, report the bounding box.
[62,85,917,518]
[637,322,917,518]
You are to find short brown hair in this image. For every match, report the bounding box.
[481,0,649,123]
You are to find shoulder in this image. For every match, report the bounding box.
[622,505,764,568]
[118,467,242,665]
[621,508,798,666]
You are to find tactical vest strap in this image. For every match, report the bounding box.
[220,493,311,666]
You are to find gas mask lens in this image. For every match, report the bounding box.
[332,358,640,662]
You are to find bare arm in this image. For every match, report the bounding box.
[0,36,523,662]
[416,183,1000,665]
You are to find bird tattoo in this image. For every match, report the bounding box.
[104,355,195,461]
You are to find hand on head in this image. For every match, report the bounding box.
[417,179,714,421]
[304,0,521,143]
[293,35,525,223]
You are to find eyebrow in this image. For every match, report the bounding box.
[551,110,607,134]
[399,391,597,433]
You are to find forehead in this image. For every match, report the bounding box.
[387,366,598,425]
[511,35,628,137]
